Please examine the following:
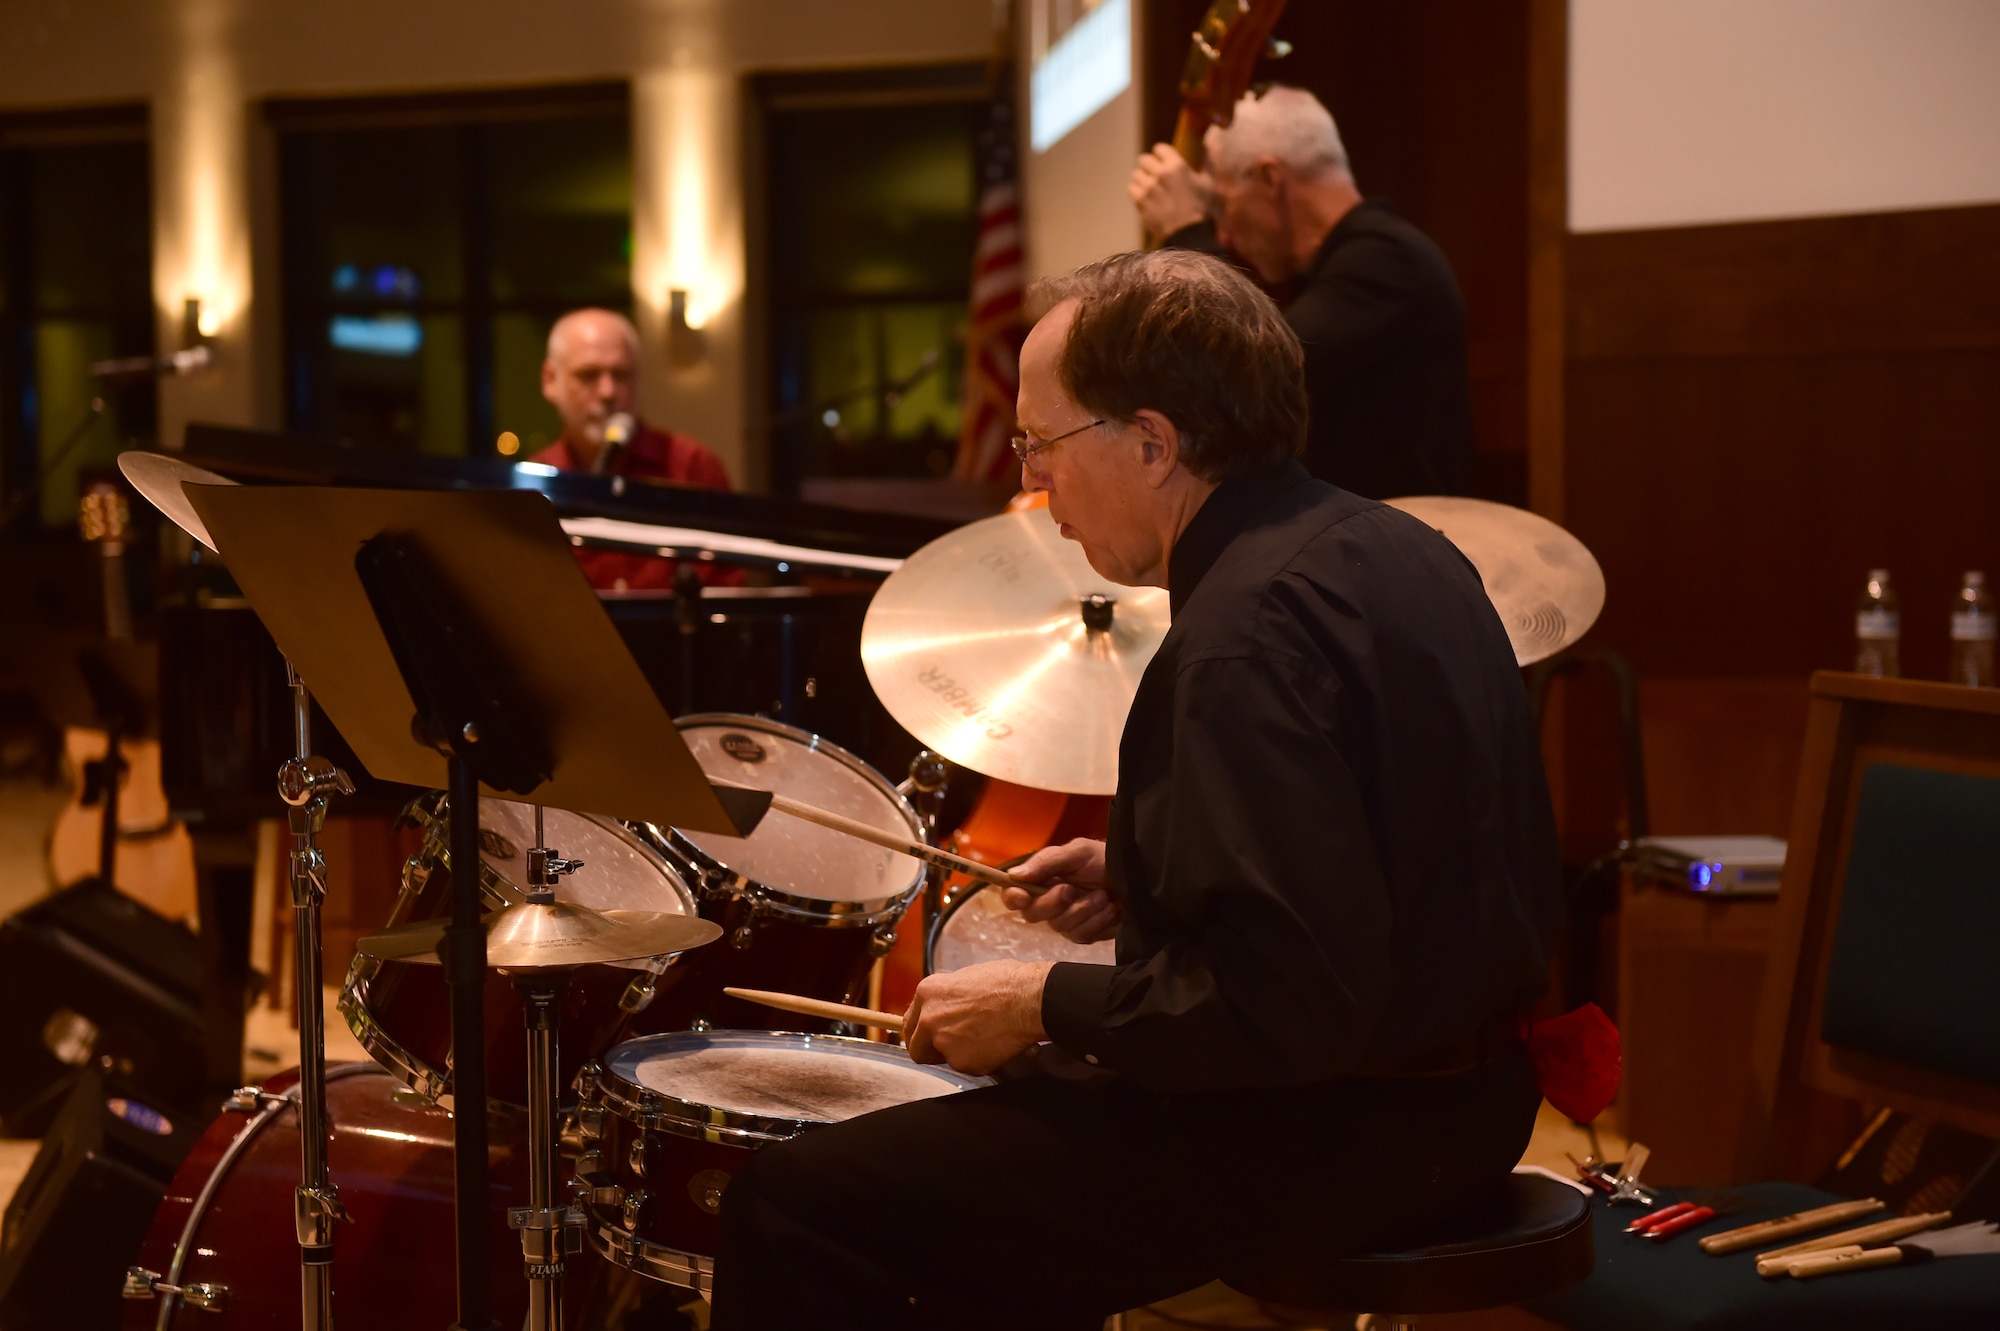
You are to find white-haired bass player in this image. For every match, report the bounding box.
[1131,86,1474,503]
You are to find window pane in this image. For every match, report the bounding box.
[283,125,464,308]
[34,320,120,527]
[769,104,980,299]
[290,311,465,454]
[491,310,566,455]
[486,118,631,305]
[775,301,967,480]
[32,142,153,316]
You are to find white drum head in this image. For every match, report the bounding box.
[933,884,1115,974]
[609,1032,979,1125]
[475,798,693,915]
[674,719,921,904]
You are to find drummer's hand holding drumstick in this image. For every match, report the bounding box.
[1000,838,1122,944]
[904,960,1055,1077]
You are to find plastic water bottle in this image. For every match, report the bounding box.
[1949,571,1995,688]
[1855,569,1899,678]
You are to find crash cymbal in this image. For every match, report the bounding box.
[1384,495,1604,666]
[356,901,722,970]
[860,505,1169,796]
[118,451,236,552]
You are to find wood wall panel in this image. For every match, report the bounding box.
[1561,204,2000,848]
[1569,205,2000,361]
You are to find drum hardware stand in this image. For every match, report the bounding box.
[278,662,355,1331]
[510,971,586,1331]
[898,750,952,924]
[510,812,588,1331]
[356,533,559,1331]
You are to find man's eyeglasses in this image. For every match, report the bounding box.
[1010,419,1106,466]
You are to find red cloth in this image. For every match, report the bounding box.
[532,423,734,591]
[1522,1002,1623,1123]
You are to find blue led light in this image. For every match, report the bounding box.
[331,263,360,294]
[1691,862,1715,889]
[330,314,423,357]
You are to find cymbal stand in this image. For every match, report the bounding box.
[277,663,355,1331]
[898,750,951,920]
[510,810,585,1331]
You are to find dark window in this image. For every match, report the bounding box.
[0,106,156,532]
[754,66,987,496]
[271,85,632,458]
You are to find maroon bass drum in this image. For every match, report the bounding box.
[340,794,698,1107]
[122,1063,593,1328]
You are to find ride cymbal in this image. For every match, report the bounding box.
[119,451,236,552]
[357,901,722,970]
[1384,495,1604,666]
[860,506,1168,796]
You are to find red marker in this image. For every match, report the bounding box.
[1646,1206,1718,1241]
[1626,1202,1697,1235]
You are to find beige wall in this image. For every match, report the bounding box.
[1016,0,1142,281]
[1571,0,2000,233]
[0,0,996,488]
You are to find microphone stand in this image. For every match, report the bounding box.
[277,663,355,1331]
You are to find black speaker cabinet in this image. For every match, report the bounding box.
[0,879,206,1138]
[0,1063,205,1330]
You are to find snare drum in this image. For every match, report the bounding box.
[340,794,698,1106]
[123,1063,567,1328]
[926,880,1117,974]
[629,715,925,1034]
[572,1031,987,1292]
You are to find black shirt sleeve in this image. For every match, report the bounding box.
[1041,649,1395,1094]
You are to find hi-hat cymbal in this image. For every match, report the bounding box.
[119,451,236,552]
[860,506,1169,796]
[356,901,722,970]
[1384,496,1604,666]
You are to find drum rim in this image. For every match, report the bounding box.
[585,1218,715,1294]
[150,1063,384,1327]
[658,712,927,919]
[409,792,700,917]
[587,1029,988,1143]
[338,956,462,1107]
[925,879,1119,975]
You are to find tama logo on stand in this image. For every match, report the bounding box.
[720,733,768,764]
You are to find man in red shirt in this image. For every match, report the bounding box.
[531,307,733,590]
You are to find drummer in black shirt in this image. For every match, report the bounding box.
[709,249,1561,1331]
[1130,85,1474,502]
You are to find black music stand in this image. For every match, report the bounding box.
[184,483,768,1331]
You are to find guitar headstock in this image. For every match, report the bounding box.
[1173,0,1293,166]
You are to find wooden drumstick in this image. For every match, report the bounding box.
[724,986,904,1032]
[1699,1198,1884,1255]
[764,792,1034,893]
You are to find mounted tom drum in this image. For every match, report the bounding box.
[630,715,924,1034]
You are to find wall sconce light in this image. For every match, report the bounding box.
[667,287,706,367]
[183,296,220,347]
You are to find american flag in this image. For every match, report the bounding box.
[952,64,1027,482]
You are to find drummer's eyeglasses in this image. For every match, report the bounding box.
[1011,419,1106,467]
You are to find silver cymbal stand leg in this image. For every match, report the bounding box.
[898,750,951,919]
[511,811,584,1331]
[276,663,354,1331]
